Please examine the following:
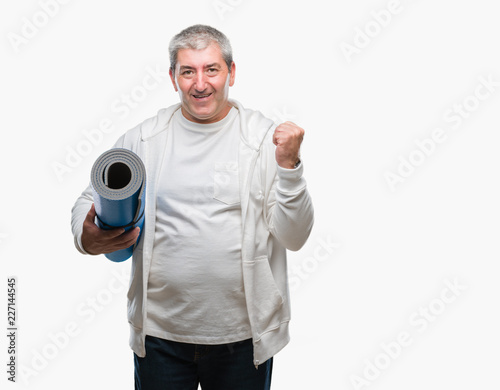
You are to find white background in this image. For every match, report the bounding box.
[1,0,499,389]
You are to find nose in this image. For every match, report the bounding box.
[194,72,208,92]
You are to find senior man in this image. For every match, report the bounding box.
[71,24,314,390]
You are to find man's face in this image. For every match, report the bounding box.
[170,43,235,124]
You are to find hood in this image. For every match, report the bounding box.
[139,103,181,141]
[229,99,276,151]
[139,99,275,149]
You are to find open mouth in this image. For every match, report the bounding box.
[192,93,213,100]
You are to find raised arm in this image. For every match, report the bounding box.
[267,122,314,251]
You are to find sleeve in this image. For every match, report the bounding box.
[265,145,314,251]
[70,183,94,255]
[70,134,127,255]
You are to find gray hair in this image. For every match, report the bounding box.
[169,24,233,74]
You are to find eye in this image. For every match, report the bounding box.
[181,70,194,76]
[207,68,218,74]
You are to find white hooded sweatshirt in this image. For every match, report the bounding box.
[71,99,314,366]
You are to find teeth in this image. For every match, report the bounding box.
[194,94,210,98]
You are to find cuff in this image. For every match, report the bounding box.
[276,161,306,193]
[74,234,91,255]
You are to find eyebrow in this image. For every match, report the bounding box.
[179,63,222,71]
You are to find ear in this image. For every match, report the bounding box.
[169,68,178,92]
[229,62,236,87]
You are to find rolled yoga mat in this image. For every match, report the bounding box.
[90,148,146,262]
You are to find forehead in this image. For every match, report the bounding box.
[176,44,225,68]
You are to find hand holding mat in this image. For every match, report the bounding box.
[89,148,146,262]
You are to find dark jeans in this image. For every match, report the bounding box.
[134,335,273,390]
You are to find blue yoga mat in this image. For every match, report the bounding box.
[90,148,146,262]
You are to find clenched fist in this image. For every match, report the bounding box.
[272,121,304,169]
